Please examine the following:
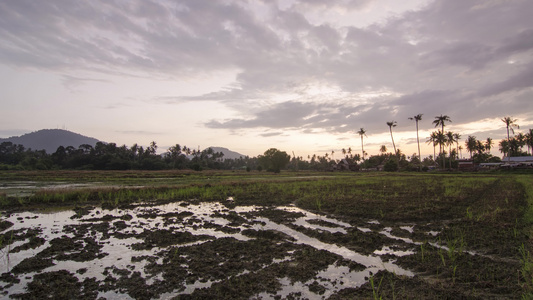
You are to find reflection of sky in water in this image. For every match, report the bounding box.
[1,202,419,298]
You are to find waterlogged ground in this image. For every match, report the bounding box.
[0,173,530,299]
[1,201,421,299]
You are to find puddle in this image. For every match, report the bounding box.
[1,202,416,298]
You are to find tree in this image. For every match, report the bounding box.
[435,131,447,168]
[386,121,397,155]
[257,148,291,173]
[446,131,456,168]
[501,116,519,161]
[384,158,399,172]
[485,137,493,154]
[526,129,533,155]
[466,136,478,159]
[379,145,387,154]
[408,114,423,160]
[453,133,461,158]
[426,131,438,162]
[499,139,509,157]
[433,115,452,134]
[357,128,367,161]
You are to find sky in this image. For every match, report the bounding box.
[1,0,532,159]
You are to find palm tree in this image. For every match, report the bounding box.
[426,131,438,162]
[408,114,423,160]
[453,133,461,158]
[526,129,533,155]
[380,145,387,154]
[499,139,509,157]
[357,128,367,161]
[517,133,526,154]
[435,131,447,168]
[433,115,452,133]
[485,137,493,154]
[501,116,519,161]
[446,131,456,168]
[386,121,397,155]
[432,115,452,155]
[465,136,477,159]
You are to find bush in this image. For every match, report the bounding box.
[384,159,399,172]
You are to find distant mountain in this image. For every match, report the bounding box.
[208,147,247,160]
[0,129,101,154]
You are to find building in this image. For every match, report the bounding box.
[501,156,533,168]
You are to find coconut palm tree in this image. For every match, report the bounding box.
[426,131,438,162]
[453,133,461,158]
[408,114,423,160]
[485,137,493,154]
[380,145,387,154]
[465,136,478,159]
[446,131,456,168]
[435,131,447,168]
[433,115,452,155]
[517,133,526,154]
[499,139,509,157]
[526,129,533,155]
[501,116,519,161]
[386,121,397,156]
[433,115,452,133]
[357,128,367,160]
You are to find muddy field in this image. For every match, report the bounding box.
[1,172,531,299]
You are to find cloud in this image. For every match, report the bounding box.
[478,62,533,97]
[61,75,110,91]
[1,0,532,144]
[259,131,285,137]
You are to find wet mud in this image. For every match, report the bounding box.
[0,176,528,299]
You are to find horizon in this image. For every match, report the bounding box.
[2,127,525,161]
[1,1,532,159]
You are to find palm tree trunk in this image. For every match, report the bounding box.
[389,128,397,156]
[507,126,510,162]
[448,144,452,169]
[416,121,420,160]
[440,141,445,168]
[361,136,365,160]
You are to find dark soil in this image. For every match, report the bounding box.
[1,174,530,299]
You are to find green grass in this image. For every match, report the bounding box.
[515,175,533,298]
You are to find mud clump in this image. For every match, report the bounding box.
[12,270,98,299]
[0,220,13,231]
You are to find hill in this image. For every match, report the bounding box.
[208,147,247,160]
[0,129,101,154]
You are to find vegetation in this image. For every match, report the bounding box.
[357,128,367,161]
[408,113,423,160]
[257,148,291,173]
[1,171,533,298]
[1,115,532,173]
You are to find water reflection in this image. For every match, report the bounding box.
[1,201,416,298]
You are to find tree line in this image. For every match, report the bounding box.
[354,115,533,171]
[1,116,532,172]
[0,141,257,171]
